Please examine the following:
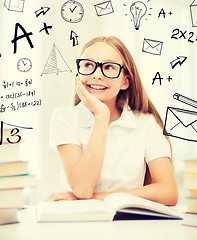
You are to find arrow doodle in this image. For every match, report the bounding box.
[70,31,79,47]
[35,7,50,18]
[170,56,187,69]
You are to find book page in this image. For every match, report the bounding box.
[104,193,181,218]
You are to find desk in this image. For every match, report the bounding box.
[0,207,197,240]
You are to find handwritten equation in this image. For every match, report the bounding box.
[0,78,42,113]
[0,121,33,145]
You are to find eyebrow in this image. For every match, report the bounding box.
[85,58,123,64]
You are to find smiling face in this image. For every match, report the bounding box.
[78,42,130,109]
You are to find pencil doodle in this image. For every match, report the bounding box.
[39,22,53,35]
[152,72,172,85]
[163,107,197,142]
[190,0,197,27]
[123,0,152,30]
[171,28,197,44]
[35,7,50,18]
[41,44,72,76]
[11,23,34,54]
[0,121,33,145]
[173,93,197,109]
[70,30,79,47]
[4,0,25,12]
[94,1,114,17]
[170,56,187,69]
[17,58,32,72]
[0,77,41,113]
[152,72,163,85]
[2,79,32,89]
[61,1,84,23]
[142,38,163,55]
[158,8,173,18]
[163,94,197,142]
[130,1,147,30]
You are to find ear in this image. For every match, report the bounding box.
[120,75,130,90]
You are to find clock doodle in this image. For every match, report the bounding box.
[61,0,84,23]
[17,58,32,72]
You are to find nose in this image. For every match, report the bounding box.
[92,65,104,80]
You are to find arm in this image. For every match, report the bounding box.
[92,157,178,206]
[57,80,110,199]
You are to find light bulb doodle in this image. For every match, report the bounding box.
[130,1,147,30]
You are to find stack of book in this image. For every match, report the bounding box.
[0,128,36,225]
[182,159,197,228]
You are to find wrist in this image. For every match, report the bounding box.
[95,112,110,124]
[92,192,111,200]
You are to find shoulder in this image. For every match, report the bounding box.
[131,110,158,128]
[118,106,159,130]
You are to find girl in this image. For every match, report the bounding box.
[47,36,178,205]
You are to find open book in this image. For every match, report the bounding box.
[37,193,182,222]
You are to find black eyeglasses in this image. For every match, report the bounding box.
[76,59,128,79]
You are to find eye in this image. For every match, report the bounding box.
[104,64,115,71]
[84,61,94,69]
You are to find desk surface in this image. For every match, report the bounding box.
[0,207,197,240]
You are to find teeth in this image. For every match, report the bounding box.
[89,85,106,90]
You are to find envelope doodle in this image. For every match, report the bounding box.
[142,38,163,55]
[94,1,114,17]
[164,107,197,142]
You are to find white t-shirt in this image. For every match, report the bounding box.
[49,102,171,193]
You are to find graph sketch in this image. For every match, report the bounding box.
[41,44,72,76]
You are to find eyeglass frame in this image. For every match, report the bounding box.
[76,58,128,79]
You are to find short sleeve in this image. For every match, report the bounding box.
[49,107,81,152]
[145,115,171,163]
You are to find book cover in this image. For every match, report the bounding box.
[0,208,19,225]
[0,188,23,208]
[0,174,36,189]
[0,161,28,176]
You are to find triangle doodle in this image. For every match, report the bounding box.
[41,44,72,76]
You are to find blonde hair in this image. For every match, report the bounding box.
[74,36,173,184]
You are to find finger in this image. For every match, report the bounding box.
[78,80,90,99]
[77,80,87,100]
[76,80,83,101]
[47,194,65,202]
[45,192,55,201]
[45,192,63,202]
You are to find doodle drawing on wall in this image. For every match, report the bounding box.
[41,44,72,76]
[17,58,32,72]
[94,1,114,17]
[130,1,147,30]
[164,93,197,142]
[60,0,84,23]
[70,30,79,47]
[4,0,25,12]
[123,0,152,30]
[190,0,197,27]
[170,56,187,69]
[35,7,50,18]
[142,38,163,55]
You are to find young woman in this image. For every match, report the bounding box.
[47,36,178,205]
